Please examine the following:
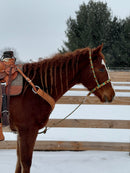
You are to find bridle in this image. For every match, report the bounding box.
[87,50,111,96]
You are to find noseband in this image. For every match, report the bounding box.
[87,50,111,96]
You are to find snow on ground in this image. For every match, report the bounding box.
[50,104,130,120]
[112,82,130,85]
[4,127,130,143]
[0,150,130,173]
[1,82,130,173]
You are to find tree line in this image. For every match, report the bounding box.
[59,0,130,69]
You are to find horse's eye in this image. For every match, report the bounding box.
[99,69,105,72]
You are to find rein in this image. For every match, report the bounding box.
[39,50,111,134]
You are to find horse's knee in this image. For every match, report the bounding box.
[15,138,21,173]
[21,156,32,168]
[21,158,32,173]
[15,163,21,173]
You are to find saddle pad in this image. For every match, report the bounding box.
[0,84,2,119]
[6,65,23,96]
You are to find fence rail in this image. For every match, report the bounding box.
[1,141,130,151]
[109,71,130,82]
[0,71,130,151]
[46,119,130,129]
[1,118,130,151]
[57,96,130,105]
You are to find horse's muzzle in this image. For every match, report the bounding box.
[102,90,115,102]
[104,94,115,102]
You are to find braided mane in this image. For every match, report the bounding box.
[23,48,90,96]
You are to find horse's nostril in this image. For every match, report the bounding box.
[104,96,109,102]
[104,94,114,103]
[112,94,115,101]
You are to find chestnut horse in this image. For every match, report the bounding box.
[9,44,114,173]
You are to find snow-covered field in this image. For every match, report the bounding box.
[0,83,130,173]
[1,150,130,173]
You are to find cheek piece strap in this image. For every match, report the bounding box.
[87,50,111,96]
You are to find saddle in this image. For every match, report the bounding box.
[0,57,17,84]
[0,51,22,95]
[0,51,23,140]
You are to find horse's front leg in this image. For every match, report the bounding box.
[15,135,21,173]
[15,128,38,173]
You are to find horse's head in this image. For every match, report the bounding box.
[79,44,115,102]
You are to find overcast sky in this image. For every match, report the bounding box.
[0,0,129,62]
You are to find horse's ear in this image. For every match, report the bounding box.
[93,44,103,55]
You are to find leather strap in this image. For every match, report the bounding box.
[88,50,111,95]
[1,83,9,126]
[0,83,2,120]
[37,88,55,110]
[16,66,55,110]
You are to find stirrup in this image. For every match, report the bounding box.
[0,123,5,141]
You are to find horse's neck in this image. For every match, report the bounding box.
[43,55,80,101]
[24,51,89,102]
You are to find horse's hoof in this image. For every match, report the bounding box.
[0,134,5,141]
[0,135,4,141]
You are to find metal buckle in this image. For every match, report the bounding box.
[32,85,40,94]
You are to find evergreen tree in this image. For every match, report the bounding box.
[60,1,111,52]
[59,0,130,68]
[122,17,130,67]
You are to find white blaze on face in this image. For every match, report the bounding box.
[101,59,106,67]
[101,59,115,91]
[101,59,110,79]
